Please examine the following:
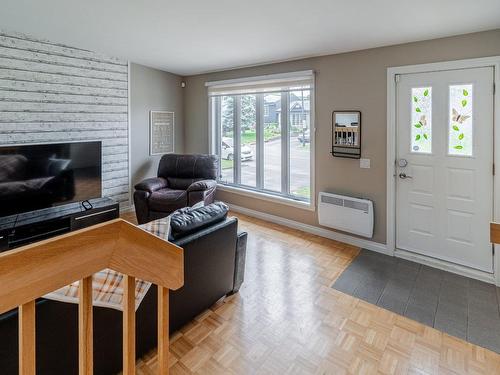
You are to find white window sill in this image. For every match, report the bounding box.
[217,184,316,211]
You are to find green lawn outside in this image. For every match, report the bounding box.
[240,132,255,145]
[292,186,310,199]
[221,159,233,170]
[225,128,281,145]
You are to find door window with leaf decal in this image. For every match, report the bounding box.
[410,87,432,153]
[449,85,473,156]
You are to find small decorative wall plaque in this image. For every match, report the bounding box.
[150,111,174,155]
[331,111,361,159]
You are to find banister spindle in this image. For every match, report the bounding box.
[79,276,93,375]
[123,275,136,375]
[158,286,170,374]
[19,300,36,375]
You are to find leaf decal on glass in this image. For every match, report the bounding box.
[449,84,472,156]
[411,87,432,153]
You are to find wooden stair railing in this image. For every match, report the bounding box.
[0,218,184,375]
[490,222,500,245]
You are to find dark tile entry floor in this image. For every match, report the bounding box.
[332,249,500,353]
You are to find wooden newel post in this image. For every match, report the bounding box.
[158,286,170,374]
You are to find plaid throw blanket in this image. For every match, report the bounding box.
[43,217,171,311]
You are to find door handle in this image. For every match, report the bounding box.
[399,172,413,179]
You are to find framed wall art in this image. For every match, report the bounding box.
[150,111,174,155]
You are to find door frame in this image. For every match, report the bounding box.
[386,56,500,286]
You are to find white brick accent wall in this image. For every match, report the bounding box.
[0,30,130,205]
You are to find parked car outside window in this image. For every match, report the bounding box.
[221,137,254,161]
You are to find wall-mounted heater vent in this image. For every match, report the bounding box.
[318,192,374,238]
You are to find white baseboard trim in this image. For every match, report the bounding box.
[395,249,497,285]
[122,202,497,285]
[227,203,389,255]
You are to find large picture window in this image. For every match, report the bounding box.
[208,71,314,204]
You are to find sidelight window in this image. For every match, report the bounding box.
[410,87,432,154]
[448,84,473,156]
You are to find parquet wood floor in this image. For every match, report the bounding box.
[120,211,500,374]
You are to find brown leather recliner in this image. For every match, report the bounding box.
[134,154,218,224]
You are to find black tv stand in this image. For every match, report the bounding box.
[0,197,119,252]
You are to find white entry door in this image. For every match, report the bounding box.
[396,67,494,272]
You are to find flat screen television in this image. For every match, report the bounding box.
[0,141,102,217]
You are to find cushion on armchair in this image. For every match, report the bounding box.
[187,179,217,192]
[135,177,168,193]
[169,202,229,240]
[148,189,187,212]
[159,154,218,190]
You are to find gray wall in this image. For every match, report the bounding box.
[183,29,500,244]
[129,63,184,189]
[0,30,130,205]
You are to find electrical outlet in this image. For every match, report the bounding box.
[360,158,370,169]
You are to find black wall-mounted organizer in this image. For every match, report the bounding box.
[331,110,362,159]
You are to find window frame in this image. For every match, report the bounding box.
[207,71,316,211]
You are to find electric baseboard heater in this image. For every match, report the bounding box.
[318,192,374,238]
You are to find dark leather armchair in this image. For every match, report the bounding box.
[134,154,218,224]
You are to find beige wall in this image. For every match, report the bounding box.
[130,63,184,188]
[183,30,500,244]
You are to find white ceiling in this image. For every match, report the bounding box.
[1,0,499,76]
